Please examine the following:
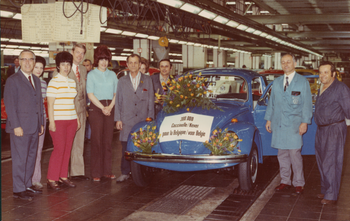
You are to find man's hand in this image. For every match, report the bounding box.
[299,122,308,135]
[116,121,123,130]
[14,127,23,136]
[39,125,44,136]
[265,120,272,133]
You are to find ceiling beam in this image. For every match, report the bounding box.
[280,31,350,38]
[299,40,350,45]
[246,14,350,25]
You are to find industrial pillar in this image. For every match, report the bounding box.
[252,56,260,69]
[213,49,226,67]
[264,55,272,69]
[133,39,151,60]
[182,45,207,69]
[235,52,251,68]
[274,52,281,69]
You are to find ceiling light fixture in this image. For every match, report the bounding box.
[105,28,122,34]
[157,0,184,8]
[198,10,217,20]
[121,31,136,36]
[148,36,160,40]
[0,10,14,18]
[237,24,248,31]
[214,16,229,24]
[226,20,240,28]
[180,3,201,14]
[135,33,149,38]
[12,13,22,20]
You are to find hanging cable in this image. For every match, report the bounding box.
[62,0,89,35]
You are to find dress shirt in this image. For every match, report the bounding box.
[22,72,35,89]
[159,74,170,85]
[129,72,141,91]
[284,71,296,86]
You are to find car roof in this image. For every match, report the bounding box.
[192,68,262,81]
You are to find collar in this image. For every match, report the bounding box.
[22,71,32,79]
[284,71,296,83]
[129,71,141,79]
[159,73,170,82]
[56,73,69,80]
[72,63,78,74]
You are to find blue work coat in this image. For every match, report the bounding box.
[264,73,313,149]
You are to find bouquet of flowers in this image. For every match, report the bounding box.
[156,72,221,114]
[203,128,242,155]
[131,125,160,154]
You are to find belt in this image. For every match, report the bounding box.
[318,120,345,128]
[100,99,112,106]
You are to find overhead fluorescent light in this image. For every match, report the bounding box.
[0,10,14,18]
[259,32,268,37]
[157,0,184,8]
[207,45,214,48]
[271,37,278,41]
[123,48,134,52]
[265,35,273,39]
[187,42,194,45]
[135,33,149,38]
[214,16,229,24]
[121,53,131,56]
[237,24,248,31]
[252,30,262,35]
[194,43,201,47]
[213,46,219,49]
[9,39,22,43]
[18,46,31,49]
[178,41,187,44]
[226,20,240,28]
[245,27,256,33]
[148,36,159,40]
[169,39,179,43]
[109,47,116,50]
[1,38,9,41]
[6,45,18,48]
[198,10,217,20]
[121,31,136,36]
[100,27,107,32]
[260,11,270,13]
[226,2,236,5]
[105,28,122,34]
[12,13,22,20]
[112,56,127,60]
[30,47,42,50]
[180,3,201,14]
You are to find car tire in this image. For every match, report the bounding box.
[130,161,152,187]
[238,143,258,191]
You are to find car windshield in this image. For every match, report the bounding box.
[201,74,248,101]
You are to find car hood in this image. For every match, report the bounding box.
[155,101,249,155]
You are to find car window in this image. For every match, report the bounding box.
[203,75,248,101]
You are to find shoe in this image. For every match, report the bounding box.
[275,183,291,191]
[13,191,33,201]
[321,199,336,205]
[70,175,90,181]
[317,193,325,199]
[59,178,76,188]
[47,180,61,190]
[32,182,43,189]
[26,186,42,194]
[93,177,101,182]
[103,175,116,180]
[116,174,130,183]
[295,186,304,194]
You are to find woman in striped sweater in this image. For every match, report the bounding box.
[46,51,80,190]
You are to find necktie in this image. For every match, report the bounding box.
[76,66,80,82]
[28,75,35,90]
[284,76,289,91]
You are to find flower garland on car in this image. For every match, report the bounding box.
[131,125,160,154]
[203,128,242,155]
[155,72,221,114]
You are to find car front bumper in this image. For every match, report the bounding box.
[125,151,248,164]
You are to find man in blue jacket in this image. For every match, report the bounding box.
[265,53,313,194]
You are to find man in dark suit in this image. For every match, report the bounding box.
[115,54,154,182]
[7,58,21,78]
[4,50,44,201]
[151,59,173,118]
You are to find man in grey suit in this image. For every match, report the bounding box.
[115,54,154,182]
[53,43,88,180]
[4,50,44,201]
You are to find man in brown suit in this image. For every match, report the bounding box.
[53,43,88,180]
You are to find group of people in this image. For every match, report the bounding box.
[4,44,173,201]
[265,53,350,205]
[4,47,348,205]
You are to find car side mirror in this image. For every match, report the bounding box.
[257,98,267,106]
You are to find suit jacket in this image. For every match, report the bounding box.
[151,73,174,118]
[115,73,154,141]
[4,70,44,134]
[264,73,313,149]
[53,64,87,115]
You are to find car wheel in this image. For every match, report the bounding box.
[130,161,152,187]
[238,143,258,191]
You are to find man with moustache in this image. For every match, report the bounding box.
[115,54,154,183]
[314,61,350,204]
[4,50,44,201]
[151,59,173,118]
[265,53,313,194]
[53,43,88,180]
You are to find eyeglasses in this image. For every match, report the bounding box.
[19,58,35,62]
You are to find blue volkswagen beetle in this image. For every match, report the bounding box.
[125,68,317,190]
